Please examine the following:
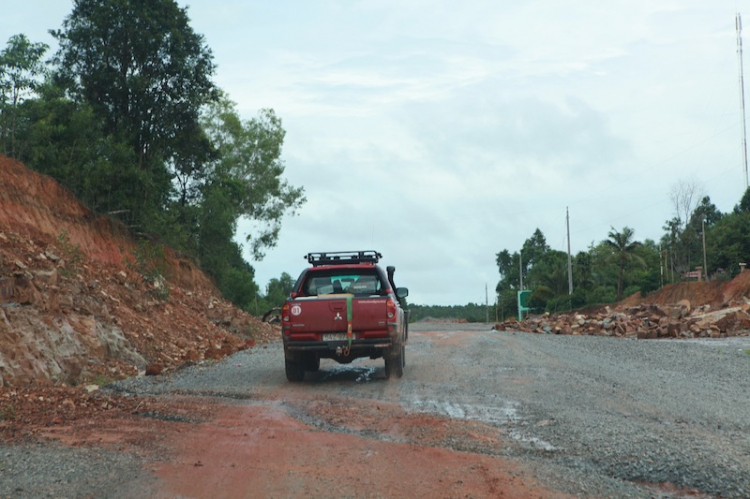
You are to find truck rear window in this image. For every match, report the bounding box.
[302,271,383,296]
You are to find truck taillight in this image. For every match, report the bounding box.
[282,303,291,323]
[386,298,397,319]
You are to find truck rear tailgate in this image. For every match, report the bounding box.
[287,295,388,335]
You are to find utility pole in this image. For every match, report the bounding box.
[566,207,573,295]
[737,13,750,188]
[519,252,523,290]
[702,218,709,282]
[659,244,664,287]
[484,282,490,322]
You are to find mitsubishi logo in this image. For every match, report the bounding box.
[333,312,343,321]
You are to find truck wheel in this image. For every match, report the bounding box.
[384,346,404,379]
[285,358,305,382]
[305,354,320,372]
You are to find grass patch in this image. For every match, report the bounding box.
[87,374,117,387]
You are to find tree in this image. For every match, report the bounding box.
[0,34,48,157]
[521,228,549,276]
[691,196,723,227]
[700,188,750,278]
[735,187,750,214]
[604,226,643,301]
[265,272,295,307]
[16,80,140,216]
[669,179,704,232]
[527,250,568,297]
[495,249,519,290]
[51,0,219,226]
[201,97,305,259]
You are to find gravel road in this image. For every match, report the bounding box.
[3,324,750,498]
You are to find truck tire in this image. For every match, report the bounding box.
[304,354,320,372]
[285,358,306,382]
[384,345,404,379]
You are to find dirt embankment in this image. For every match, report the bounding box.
[623,272,750,310]
[0,155,276,387]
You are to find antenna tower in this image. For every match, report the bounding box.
[737,13,750,188]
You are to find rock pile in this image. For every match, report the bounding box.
[494,300,750,339]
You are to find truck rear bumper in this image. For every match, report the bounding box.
[285,338,392,352]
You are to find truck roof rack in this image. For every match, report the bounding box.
[306,250,382,266]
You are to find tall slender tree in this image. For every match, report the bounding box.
[605,226,643,301]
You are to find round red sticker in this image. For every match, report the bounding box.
[291,305,302,316]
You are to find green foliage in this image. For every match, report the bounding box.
[604,226,643,301]
[201,97,306,259]
[265,272,295,308]
[0,3,305,316]
[496,289,518,321]
[17,81,140,219]
[217,266,259,312]
[0,34,49,157]
[527,250,568,296]
[495,249,520,290]
[528,285,554,309]
[735,187,750,214]
[706,211,750,277]
[495,227,648,315]
[56,229,84,277]
[661,192,722,282]
[52,0,217,166]
[587,285,617,305]
[492,188,745,316]
[408,303,492,323]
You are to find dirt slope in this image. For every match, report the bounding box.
[0,155,276,387]
[622,271,750,309]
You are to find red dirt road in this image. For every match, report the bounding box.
[152,399,569,498]
[154,403,541,498]
[28,393,569,498]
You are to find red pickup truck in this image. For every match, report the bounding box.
[281,251,409,382]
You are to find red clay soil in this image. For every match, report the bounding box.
[0,155,277,387]
[20,392,572,499]
[620,271,750,310]
[0,155,212,289]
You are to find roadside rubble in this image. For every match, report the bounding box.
[494,299,750,339]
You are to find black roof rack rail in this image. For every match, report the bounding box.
[305,250,382,266]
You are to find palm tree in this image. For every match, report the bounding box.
[604,226,643,301]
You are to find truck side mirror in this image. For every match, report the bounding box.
[396,287,409,299]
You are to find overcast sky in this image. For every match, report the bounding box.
[4,1,750,306]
